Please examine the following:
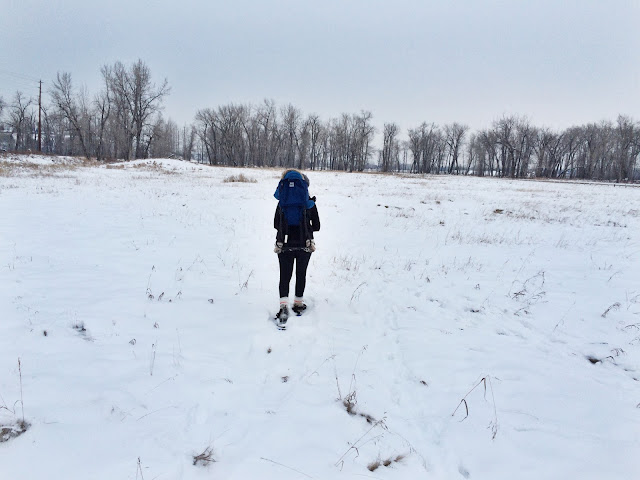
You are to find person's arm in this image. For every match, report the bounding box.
[309,205,320,232]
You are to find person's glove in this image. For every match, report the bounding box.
[274,242,283,254]
[306,239,316,252]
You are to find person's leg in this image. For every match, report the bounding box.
[293,251,312,298]
[278,251,295,299]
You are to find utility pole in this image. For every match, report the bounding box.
[38,80,42,152]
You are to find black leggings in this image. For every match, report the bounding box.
[278,250,312,298]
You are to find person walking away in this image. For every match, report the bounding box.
[273,169,320,327]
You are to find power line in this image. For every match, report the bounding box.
[0,69,43,97]
[0,69,41,83]
[0,71,44,100]
[0,80,41,94]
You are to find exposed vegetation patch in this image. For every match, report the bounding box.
[223,173,257,183]
[192,446,215,466]
[0,420,30,443]
[342,391,376,423]
[0,155,95,177]
[367,454,405,472]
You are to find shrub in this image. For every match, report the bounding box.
[223,174,257,183]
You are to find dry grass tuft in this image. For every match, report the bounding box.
[342,391,376,423]
[0,155,98,178]
[367,460,381,471]
[193,446,215,466]
[0,420,30,443]
[223,173,257,183]
[367,454,405,471]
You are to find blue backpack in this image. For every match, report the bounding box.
[274,171,315,226]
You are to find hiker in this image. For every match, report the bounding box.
[273,169,320,324]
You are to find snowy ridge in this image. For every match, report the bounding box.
[1,157,639,479]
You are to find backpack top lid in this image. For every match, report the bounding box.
[274,170,315,225]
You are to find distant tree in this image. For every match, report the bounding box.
[281,104,301,168]
[104,59,170,159]
[561,127,582,178]
[218,103,248,166]
[50,72,92,159]
[182,124,196,161]
[8,91,34,151]
[613,115,640,182]
[407,122,442,174]
[444,122,469,174]
[194,108,217,165]
[354,111,375,171]
[255,99,279,167]
[93,66,112,160]
[476,129,499,176]
[381,122,399,172]
[296,116,311,170]
[491,115,534,178]
[465,133,477,175]
[307,113,324,171]
[148,116,179,158]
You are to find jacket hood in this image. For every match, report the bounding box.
[274,170,315,209]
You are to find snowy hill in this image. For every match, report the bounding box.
[1,155,639,479]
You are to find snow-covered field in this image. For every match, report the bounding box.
[1,154,639,480]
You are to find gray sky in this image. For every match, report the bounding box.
[2,0,639,137]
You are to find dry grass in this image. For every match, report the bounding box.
[0,420,29,443]
[132,161,178,174]
[367,454,405,471]
[342,391,376,423]
[0,154,97,178]
[223,173,257,183]
[193,446,215,466]
[0,155,185,178]
[110,161,180,175]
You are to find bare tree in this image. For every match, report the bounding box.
[354,111,375,171]
[255,99,279,167]
[93,66,112,160]
[8,91,34,151]
[614,115,640,182]
[407,123,442,174]
[281,104,301,168]
[444,122,469,174]
[182,124,196,161]
[105,59,170,159]
[50,72,92,159]
[194,108,218,165]
[381,122,399,172]
[307,113,324,170]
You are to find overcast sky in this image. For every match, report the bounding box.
[2,0,639,137]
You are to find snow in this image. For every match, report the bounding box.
[1,155,639,479]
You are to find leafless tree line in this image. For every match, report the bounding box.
[193,105,639,180]
[385,116,639,181]
[469,115,640,181]
[0,59,182,161]
[1,60,638,181]
[194,101,375,172]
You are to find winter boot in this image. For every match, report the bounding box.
[276,299,289,327]
[292,297,307,315]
